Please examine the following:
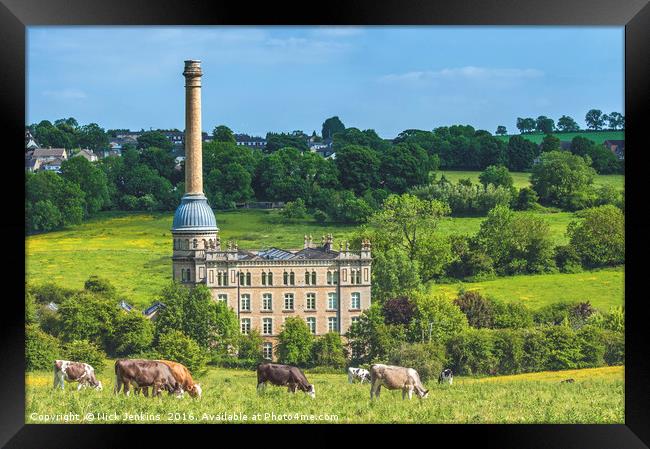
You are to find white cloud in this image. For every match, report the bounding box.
[310,26,364,37]
[42,88,87,100]
[380,66,544,83]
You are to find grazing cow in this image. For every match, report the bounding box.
[369,364,429,400]
[348,367,371,384]
[53,360,103,391]
[134,360,202,398]
[114,359,182,397]
[438,368,453,385]
[256,363,315,398]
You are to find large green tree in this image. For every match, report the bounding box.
[212,125,236,143]
[60,156,110,214]
[507,135,539,171]
[567,205,624,267]
[277,317,314,366]
[531,150,596,210]
[585,109,605,131]
[334,145,381,194]
[321,116,346,140]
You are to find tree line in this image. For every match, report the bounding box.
[503,109,625,135]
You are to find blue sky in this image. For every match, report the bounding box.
[27,26,624,138]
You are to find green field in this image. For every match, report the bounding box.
[25,365,623,424]
[494,130,624,145]
[26,209,603,308]
[438,170,624,190]
[431,266,624,311]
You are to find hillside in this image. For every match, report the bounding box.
[494,130,624,145]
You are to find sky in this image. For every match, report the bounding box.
[27,26,624,139]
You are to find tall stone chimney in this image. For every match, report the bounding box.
[171,60,218,284]
[183,60,203,194]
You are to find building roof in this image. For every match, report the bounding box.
[43,158,63,167]
[603,139,625,147]
[33,148,66,158]
[257,248,297,260]
[293,246,340,259]
[172,194,218,232]
[119,300,133,312]
[73,149,98,161]
[144,301,164,316]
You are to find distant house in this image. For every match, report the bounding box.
[25,155,41,172]
[73,149,98,162]
[143,301,165,320]
[234,134,266,150]
[603,140,625,160]
[41,158,64,173]
[32,148,68,163]
[25,129,39,150]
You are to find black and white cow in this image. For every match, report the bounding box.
[53,360,103,391]
[347,367,371,384]
[438,368,453,385]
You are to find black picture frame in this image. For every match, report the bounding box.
[2,0,648,447]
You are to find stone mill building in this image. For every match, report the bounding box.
[171,60,372,360]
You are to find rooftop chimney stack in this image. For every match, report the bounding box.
[183,60,203,194]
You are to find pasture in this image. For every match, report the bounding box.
[437,170,624,190]
[25,365,623,424]
[26,210,623,310]
[431,266,624,311]
[493,130,624,145]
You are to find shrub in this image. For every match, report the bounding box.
[410,292,469,346]
[446,328,496,375]
[453,290,494,328]
[554,244,583,273]
[26,324,61,371]
[567,205,624,267]
[63,339,107,371]
[84,275,117,298]
[311,332,347,368]
[602,330,624,365]
[312,209,328,223]
[156,330,208,373]
[515,187,539,211]
[382,296,417,326]
[542,326,582,370]
[37,304,63,338]
[521,328,550,373]
[586,307,624,333]
[237,329,264,361]
[388,342,446,382]
[534,302,576,326]
[59,291,119,348]
[277,317,314,367]
[490,299,533,329]
[281,198,307,220]
[111,312,155,357]
[492,329,525,375]
[479,165,513,189]
[576,325,606,368]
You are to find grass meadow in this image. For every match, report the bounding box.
[437,170,624,190]
[26,365,623,424]
[26,207,624,310]
[493,130,625,145]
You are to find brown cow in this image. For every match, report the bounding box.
[369,364,429,400]
[53,360,102,391]
[134,360,202,398]
[114,359,182,397]
[256,363,315,398]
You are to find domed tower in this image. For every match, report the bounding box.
[171,60,219,284]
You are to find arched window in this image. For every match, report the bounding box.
[202,239,207,249]
[305,271,310,285]
[246,272,251,286]
[239,272,245,285]
[327,271,332,285]
[193,239,198,249]
[262,272,267,286]
[185,239,190,249]
[289,272,295,285]
[311,271,317,285]
[283,271,289,285]
[268,272,273,286]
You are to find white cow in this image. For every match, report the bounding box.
[347,367,371,384]
[369,364,428,400]
[53,360,103,391]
